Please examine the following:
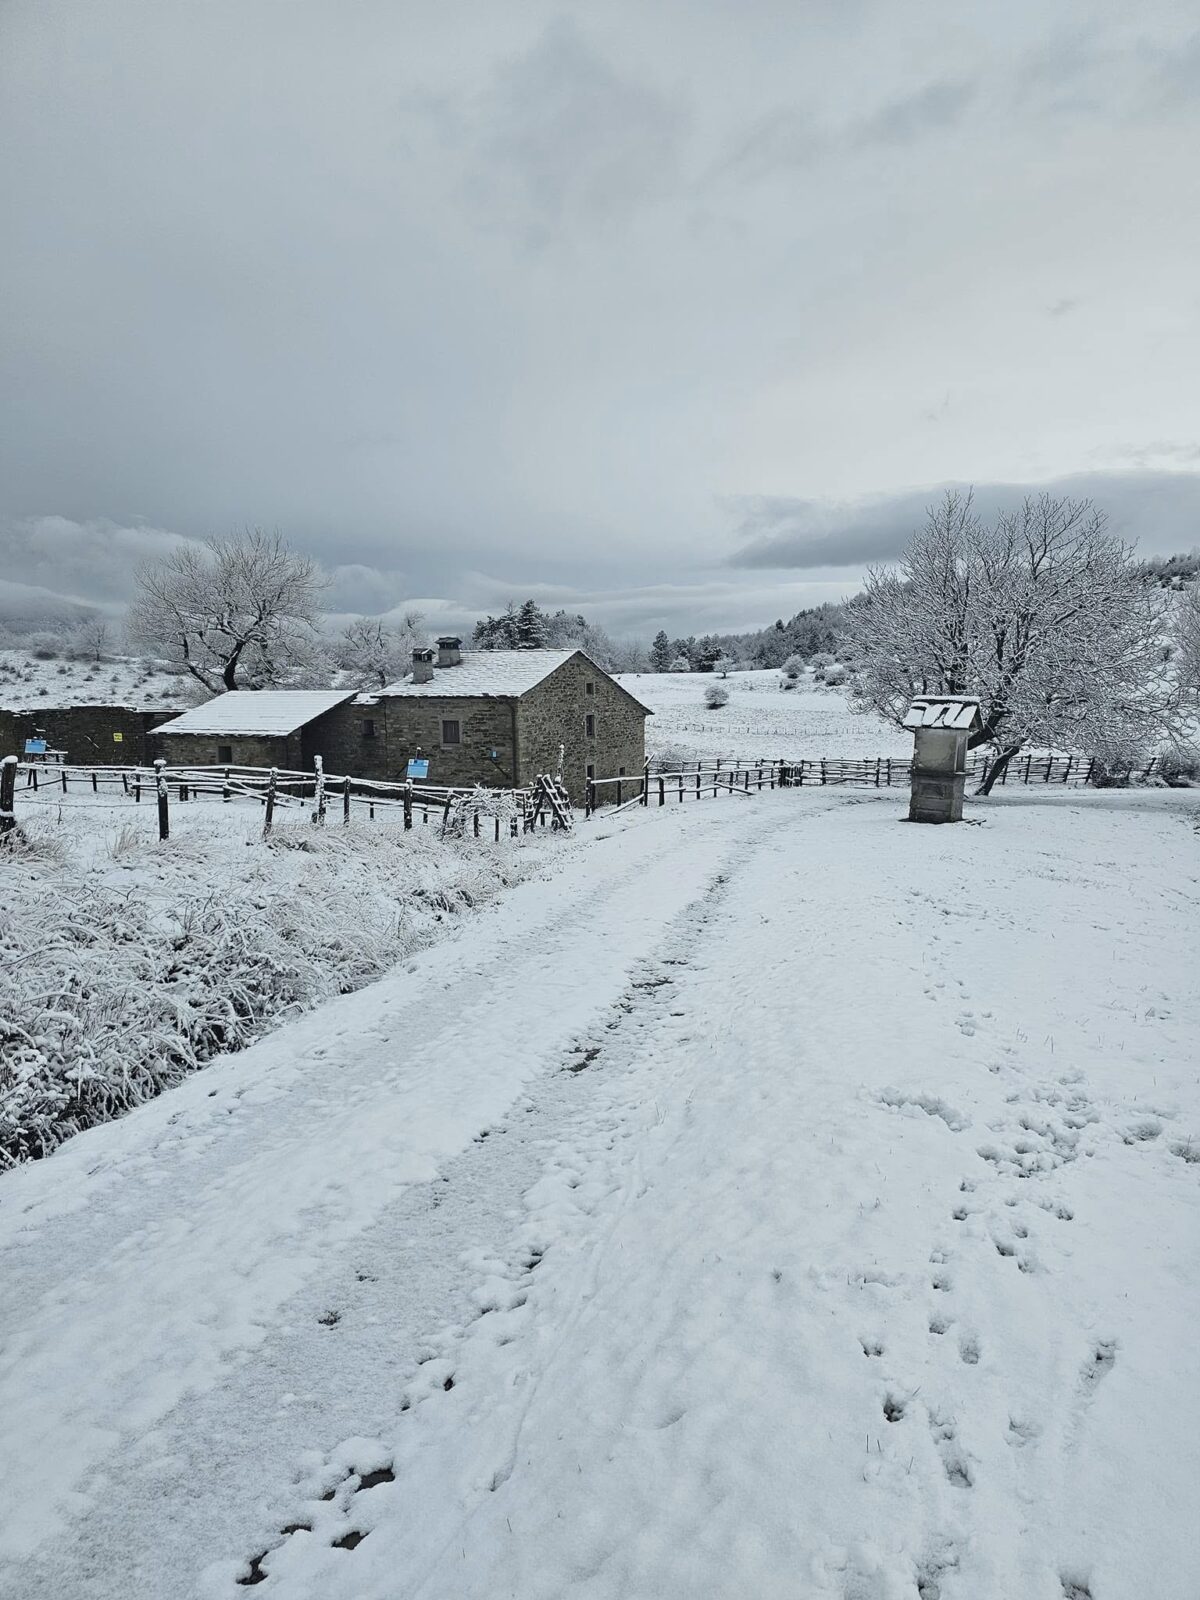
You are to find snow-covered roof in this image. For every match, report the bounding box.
[902,695,982,732]
[155,690,356,737]
[379,649,580,699]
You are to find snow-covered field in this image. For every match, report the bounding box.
[0,647,190,710]
[620,668,909,762]
[2,784,1197,1599]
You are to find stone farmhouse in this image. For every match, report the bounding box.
[154,642,650,804]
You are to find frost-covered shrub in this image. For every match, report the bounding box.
[668,656,690,673]
[27,632,63,660]
[704,683,730,710]
[781,654,805,681]
[809,652,835,672]
[1157,745,1199,787]
[0,820,532,1166]
[822,664,848,687]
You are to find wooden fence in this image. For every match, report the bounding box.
[5,756,536,843]
[585,751,1172,816]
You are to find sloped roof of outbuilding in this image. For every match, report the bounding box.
[155,690,356,736]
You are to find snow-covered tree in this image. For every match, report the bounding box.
[128,528,325,694]
[516,598,548,649]
[336,611,427,689]
[67,617,112,662]
[704,682,730,709]
[1175,581,1200,699]
[847,490,1178,791]
[650,630,673,671]
[668,655,690,673]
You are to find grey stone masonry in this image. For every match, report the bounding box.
[518,655,647,805]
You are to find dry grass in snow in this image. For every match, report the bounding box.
[0,800,539,1166]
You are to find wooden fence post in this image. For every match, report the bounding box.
[343,772,352,824]
[312,756,326,825]
[0,755,17,839]
[641,758,650,806]
[222,767,231,803]
[658,776,665,807]
[263,767,278,837]
[403,781,413,831]
[154,759,170,841]
[134,768,142,802]
[585,778,594,818]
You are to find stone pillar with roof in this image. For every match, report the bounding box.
[903,696,983,823]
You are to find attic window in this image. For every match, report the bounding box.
[585,713,595,739]
[441,718,461,746]
[585,680,595,695]
[361,718,377,739]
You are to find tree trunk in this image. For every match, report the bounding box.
[976,745,1021,795]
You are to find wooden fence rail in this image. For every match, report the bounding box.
[8,758,536,844]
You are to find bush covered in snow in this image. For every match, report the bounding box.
[704,683,730,710]
[0,811,535,1167]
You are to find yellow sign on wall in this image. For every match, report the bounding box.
[112,731,123,743]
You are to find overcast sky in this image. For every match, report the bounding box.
[2,0,1199,637]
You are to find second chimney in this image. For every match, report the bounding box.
[436,635,463,668]
[412,646,435,684]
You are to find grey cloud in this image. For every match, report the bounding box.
[728,472,1200,569]
[848,78,976,147]
[0,517,202,607]
[411,16,687,246]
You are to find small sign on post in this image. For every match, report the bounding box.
[24,739,47,756]
[112,731,123,744]
[406,758,429,780]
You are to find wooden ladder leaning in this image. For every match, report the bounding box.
[526,773,574,832]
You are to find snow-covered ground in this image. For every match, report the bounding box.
[0,647,191,710]
[620,668,909,762]
[2,785,1197,1599]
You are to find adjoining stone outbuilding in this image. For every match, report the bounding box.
[0,702,182,766]
[153,690,359,769]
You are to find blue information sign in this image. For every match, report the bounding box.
[24,738,47,755]
[406,758,430,779]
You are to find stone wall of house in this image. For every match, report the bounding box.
[376,694,518,788]
[154,733,295,769]
[518,655,647,804]
[1,704,181,765]
[301,700,393,783]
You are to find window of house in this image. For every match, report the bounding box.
[586,763,595,780]
[585,680,595,696]
[585,713,595,738]
[361,718,376,739]
[619,766,626,776]
[441,718,462,746]
[218,744,233,765]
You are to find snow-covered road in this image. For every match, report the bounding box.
[2,789,1198,1599]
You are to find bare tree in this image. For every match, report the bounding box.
[847,490,1177,791]
[127,529,325,694]
[336,611,428,689]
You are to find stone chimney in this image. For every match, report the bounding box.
[411,647,435,684]
[436,635,463,668]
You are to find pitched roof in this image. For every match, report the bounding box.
[379,649,579,699]
[155,690,356,737]
[902,695,982,732]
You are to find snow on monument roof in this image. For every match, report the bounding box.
[902,695,982,732]
[379,649,579,698]
[155,690,356,736]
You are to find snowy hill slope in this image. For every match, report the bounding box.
[621,668,909,762]
[0,788,1197,1599]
